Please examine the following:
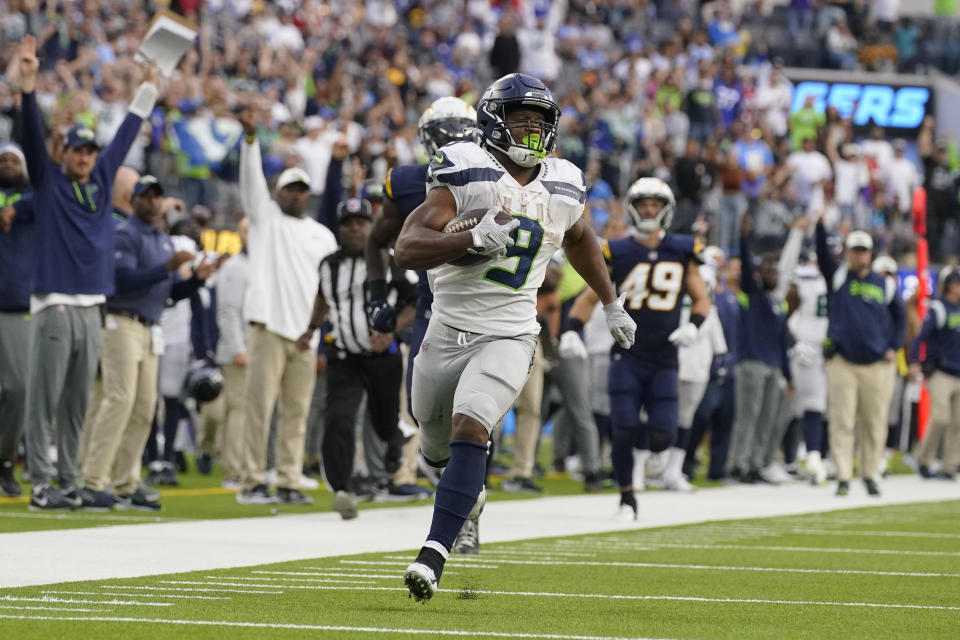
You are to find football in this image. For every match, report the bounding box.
[442,208,514,266]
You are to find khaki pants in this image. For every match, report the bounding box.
[511,343,544,478]
[81,315,158,495]
[916,371,960,471]
[216,364,248,480]
[826,356,895,482]
[241,325,315,490]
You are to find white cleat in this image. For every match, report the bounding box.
[806,453,827,486]
[614,502,638,522]
[404,562,438,603]
[760,462,792,485]
[663,473,694,492]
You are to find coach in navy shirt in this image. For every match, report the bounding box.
[817,222,905,497]
[17,35,160,510]
[78,177,216,511]
[909,268,960,479]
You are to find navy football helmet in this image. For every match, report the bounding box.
[477,73,561,168]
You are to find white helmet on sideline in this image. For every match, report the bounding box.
[624,177,676,234]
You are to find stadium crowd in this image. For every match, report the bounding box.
[0,0,959,518]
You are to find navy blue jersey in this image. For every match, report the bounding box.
[384,163,432,305]
[604,233,702,367]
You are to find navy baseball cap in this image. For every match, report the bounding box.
[336,198,373,223]
[132,175,164,197]
[64,125,100,150]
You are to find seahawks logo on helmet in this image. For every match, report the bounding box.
[476,73,561,168]
[418,97,480,157]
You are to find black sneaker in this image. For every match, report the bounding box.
[501,476,543,494]
[138,482,161,502]
[277,488,314,505]
[29,483,72,511]
[0,461,21,497]
[61,486,82,509]
[146,461,179,486]
[836,481,850,496]
[236,483,277,505]
[919,465,934,479]
[303,458,322,477]
[196,454,213,475]
[116,488,161,511]
[864,478,881,497]
[583,471,606,492]
[80,488,116,511]
[374,483,434,502]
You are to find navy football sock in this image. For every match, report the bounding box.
[612,428,636,488]
[426,439,488,551]
[802,411,823,453]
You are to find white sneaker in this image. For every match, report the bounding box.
[299,475,320,490]
[759,463,791,485]
[220,479,240,491]
[663,473,694,492]
[404,562,438,602]
[332,490,358,520]
[806,453,827,486]
[264,468,278,487]
[614,502,637,522]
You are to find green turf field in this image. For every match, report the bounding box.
[2,500,957,639]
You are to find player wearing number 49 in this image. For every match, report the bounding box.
[568,178,711,522]
[393,73,636,603]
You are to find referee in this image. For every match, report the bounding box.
[298,198,417,519]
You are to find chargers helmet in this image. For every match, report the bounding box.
[624,177,676,234]
[476,73,561,168]
[418,97,480,157]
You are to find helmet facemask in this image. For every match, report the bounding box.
[419,118,481,157]
[627,195,674,235]
[482,101,559,168]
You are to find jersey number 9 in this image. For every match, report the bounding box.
[621,261,684,311]
[483,216,544,291]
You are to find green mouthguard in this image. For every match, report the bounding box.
[521,133,547,158]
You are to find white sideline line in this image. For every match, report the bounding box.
[478,550,598,558]
[0,595,172,607]
[0,615,669,639]
[208,576,380,585]
[700,526,960,540]
[101,585,281,595]
[201,584,960,611]
[595,542,960,556]
[0,605,104,612]
[0,512,185,522]
[385,557,960,578]
[378,557,503,568]
[341,559,502,569]
[160,580,377,591]
[251,571,397,582]
[42,590,229,601]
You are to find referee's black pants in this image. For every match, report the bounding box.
[322,350,404,493]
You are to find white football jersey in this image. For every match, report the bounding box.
[788,264,829,345]
[426,141,586,336]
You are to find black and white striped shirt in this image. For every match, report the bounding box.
[318,251,418,355]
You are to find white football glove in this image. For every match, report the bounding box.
[558,330,588,359]
[603,294,637,349]
[469,209,520,258]
[668,322,699,348]
[790,341,820,367]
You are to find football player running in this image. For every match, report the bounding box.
[365,96,482,532]
[567,178,710,521]
[394,73,635,602]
